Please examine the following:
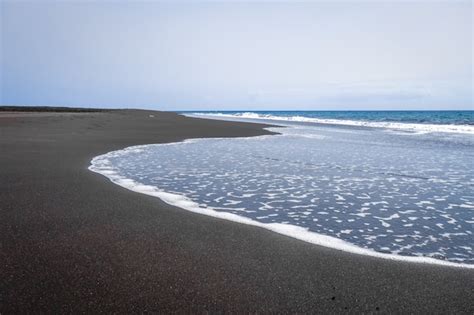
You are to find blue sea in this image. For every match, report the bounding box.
[187,110,474,134]
[90,111,474,267]
[189,110,474,125]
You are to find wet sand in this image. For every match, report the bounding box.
[0,109,472,313]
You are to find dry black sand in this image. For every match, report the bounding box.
[1,109,473,313]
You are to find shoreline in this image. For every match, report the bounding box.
[1,109,473,312]
[90,138,473,270]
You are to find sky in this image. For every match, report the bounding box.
[1,0,472,110]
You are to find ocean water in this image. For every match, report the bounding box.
[188,110,474,134]
[90,111,474,267]
[188,110,474,124]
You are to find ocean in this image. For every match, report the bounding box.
[187,110,474,134]
[90,110,474,267]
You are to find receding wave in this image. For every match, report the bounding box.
[89,144,473,269]
[191,112,474,134]
[89,120,474,268]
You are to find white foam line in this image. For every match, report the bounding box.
[189,112,474,135]
[89,140,474,269]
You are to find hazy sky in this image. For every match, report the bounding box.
[1,0,472,110]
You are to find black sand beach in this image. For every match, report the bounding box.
[1,109,473,313]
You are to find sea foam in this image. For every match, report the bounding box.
[89,137,474,269]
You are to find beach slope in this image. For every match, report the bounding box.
[0,109,472,313]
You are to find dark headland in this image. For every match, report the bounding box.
[1,107,472,313]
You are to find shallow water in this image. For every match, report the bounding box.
[91,119,474,266]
